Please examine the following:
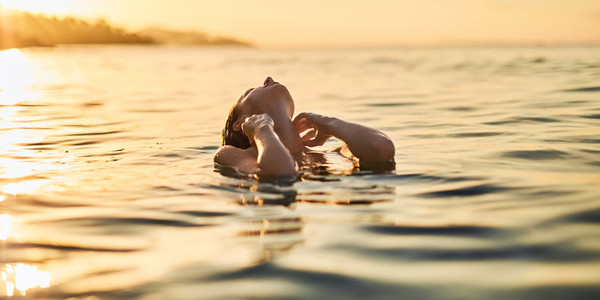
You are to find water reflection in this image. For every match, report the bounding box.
[235,186,304,263]
[237,184,298,207]
[0,50,59,296]
[1,180,51,196]
[0,49,35,106]
[297,183,396,205]
[238,215,305,263]
[0,214,10,240]
[1,264,51,297]
[223,176,396,264]
[0,48,68,197]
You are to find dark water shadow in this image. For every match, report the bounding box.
[501,150,569,160]
[484,116,560,125]
[2,241,142,255]
[363,224,504,237]
[41,216,209,228]
[449,132,505,138]
[581,114,600,119]
[417,183,513,198]
[560,86,600,92]
[541,206,600,225]
[337,244,600,262]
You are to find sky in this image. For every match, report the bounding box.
[1,0,600,47]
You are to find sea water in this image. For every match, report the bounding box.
[0,45,599,299]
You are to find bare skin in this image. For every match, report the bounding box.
[214,77,395,177]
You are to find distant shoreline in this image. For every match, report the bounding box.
[0,8,252,50]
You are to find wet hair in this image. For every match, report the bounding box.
[221,98,251,149]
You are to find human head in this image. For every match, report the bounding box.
[221,77,294,149]
[221,95,251,149]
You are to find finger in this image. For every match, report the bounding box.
[294,120,310,132]
[245,114,258,123]
[293,112,308,123]
[300,128,316,142]
[241,119,251,130]
[294,119,315,134]
[292,116,308,127]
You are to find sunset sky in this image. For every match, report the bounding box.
[1,0,599,47]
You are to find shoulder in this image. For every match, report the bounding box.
[214,145,259,174]
[214,145,250,161]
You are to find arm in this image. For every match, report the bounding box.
[214,114,297,177]
[293,112,395,163]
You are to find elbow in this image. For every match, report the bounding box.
[257,159,298,178]
[369,136,395,162]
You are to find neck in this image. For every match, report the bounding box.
[244,97,303,158]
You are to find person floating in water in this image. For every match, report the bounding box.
[215,76,395,178]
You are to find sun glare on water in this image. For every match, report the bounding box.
[0,49,71,199]
[1,263,51,296]
[0,0,77,15]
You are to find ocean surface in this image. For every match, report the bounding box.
[0,45,599,299]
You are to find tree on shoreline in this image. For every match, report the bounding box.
[0,7,250,50]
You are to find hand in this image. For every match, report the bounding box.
[241,113,275,143]
[293,112,334,147]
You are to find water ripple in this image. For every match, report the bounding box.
[581,114,600,119]
[39,216,209,228]
[65,130,122,136]
[502,150,570,160]
[338,244,600,262]
[363,225,503,237]
[4,241,143,253]
[174,210,234,218]
[449,132,504,138]
[418,183,512,197]
[546,207,600,225]
[561,86,600,92]
[484,117,560,125]
[364,102,419,107]
[368,173,484,183]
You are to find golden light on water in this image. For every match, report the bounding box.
[0,214,10,240]
[0,49,69,197]
[0,49,35,106]
[1,180,51,196]
[1,264,51,296]
[0,158,36,179]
